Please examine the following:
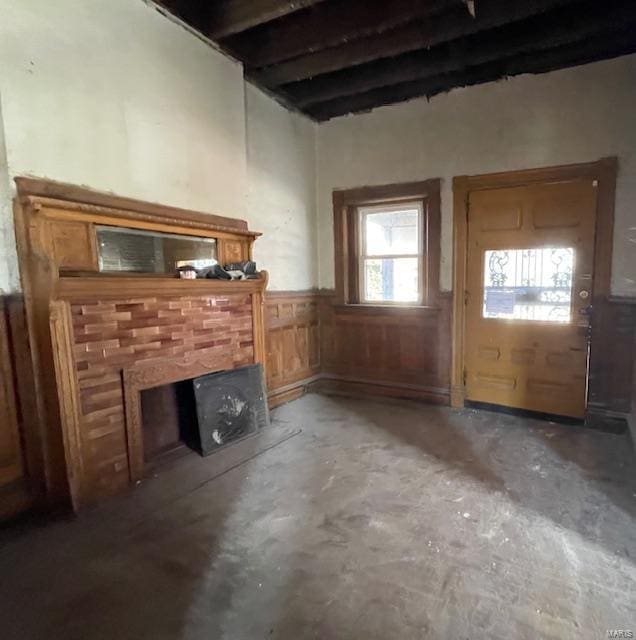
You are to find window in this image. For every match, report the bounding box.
[359,202,422,303]
[333,180,440,306]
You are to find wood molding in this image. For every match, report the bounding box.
[451,157,619,412]
[0,299,24,488]
[451,175,469,407]
[49,300,84,510]
[252,272,269,377]
[123,353,235,482]
[335,179,442,206]
[311,377,449,405]
[321,290,451,400]
[55,274,267,300]
[588,297,636,417]
[332,179,442,306]
[5,296,44,502]
[265,291,321,398]
[15,177,251,234]
[267,374,323,409]
[13,178,267,510]
[14,197,71,506]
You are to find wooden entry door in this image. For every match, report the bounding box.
[464,180,598,418]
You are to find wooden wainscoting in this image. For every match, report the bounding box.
[0,297,35,519]
[318,292,452,404]
[587,297,636,430]
[629,310,636,446]
[265,291,322,407]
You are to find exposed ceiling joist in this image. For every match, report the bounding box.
[284,0,636,107]
[154,0,636,120]
[252,0,580,87]
[222,0,460,68]
[306,28,636,120]
[209,0,328,39]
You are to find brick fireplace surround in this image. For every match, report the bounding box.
[14,178,266,512]
[68,294,255,501]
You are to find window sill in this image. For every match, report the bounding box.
[333,303,442,316]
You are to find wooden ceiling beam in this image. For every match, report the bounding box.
[208,0,328,39]
[253,0,581,87]
[306,28,636,120]
[286,0,636,107]
[222,0,460,68]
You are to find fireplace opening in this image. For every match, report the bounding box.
[140,381,199,463]
[138,364,269,466]
[192,365,269,455]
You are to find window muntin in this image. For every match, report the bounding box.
[482,247,574,322]
[358,202,422,303]
[97,226,217,274]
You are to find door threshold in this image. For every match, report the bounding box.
[464,400,584,426]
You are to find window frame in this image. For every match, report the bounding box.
[357,200,424,305]
[332,179,441,308]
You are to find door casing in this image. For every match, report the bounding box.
[451,158,617,412]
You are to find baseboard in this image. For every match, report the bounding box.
[310,375,450,406]
[627,412,636,449]
[584,407,629,434]
[267,374,323,409]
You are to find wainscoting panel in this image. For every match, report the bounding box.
[265,292,321,406]
[319,293,452,404]
[0,297,33,519]
[588,297,636,430]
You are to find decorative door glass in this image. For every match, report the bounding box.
[482,247,574,322]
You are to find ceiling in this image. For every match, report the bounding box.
[154,0,636,121]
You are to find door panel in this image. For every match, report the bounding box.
[464,180,597,418]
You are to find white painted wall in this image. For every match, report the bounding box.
[0,96,18,293]
[0,0,319,294]
[245,86,318,291]
[2,2,634,297]
[316,55,636,296]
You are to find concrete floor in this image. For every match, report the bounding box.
[1,393,635,640]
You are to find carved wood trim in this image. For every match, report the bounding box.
[15,177,252,234]
[265,290,321,398]
[55,275,267,300]
[332,179,441,306]
[13,178,267,510]
[49,300,84,510]
[123,353,235,481]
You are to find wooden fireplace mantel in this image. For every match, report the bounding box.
[14,177,267,511]
[55,274,269,300]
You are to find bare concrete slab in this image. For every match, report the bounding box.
[1,393,635,640]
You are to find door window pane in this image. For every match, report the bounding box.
[363,257,419,303]
[482,247,574,322]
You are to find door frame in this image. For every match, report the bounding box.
[451,157,617,409]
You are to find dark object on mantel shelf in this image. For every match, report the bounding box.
[198,264,233,280]
[224,260,260,280]
[198,260,259,280]
[190,364,269,456]
[225,260,257,275]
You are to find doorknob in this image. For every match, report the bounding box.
[579,290,590,299]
